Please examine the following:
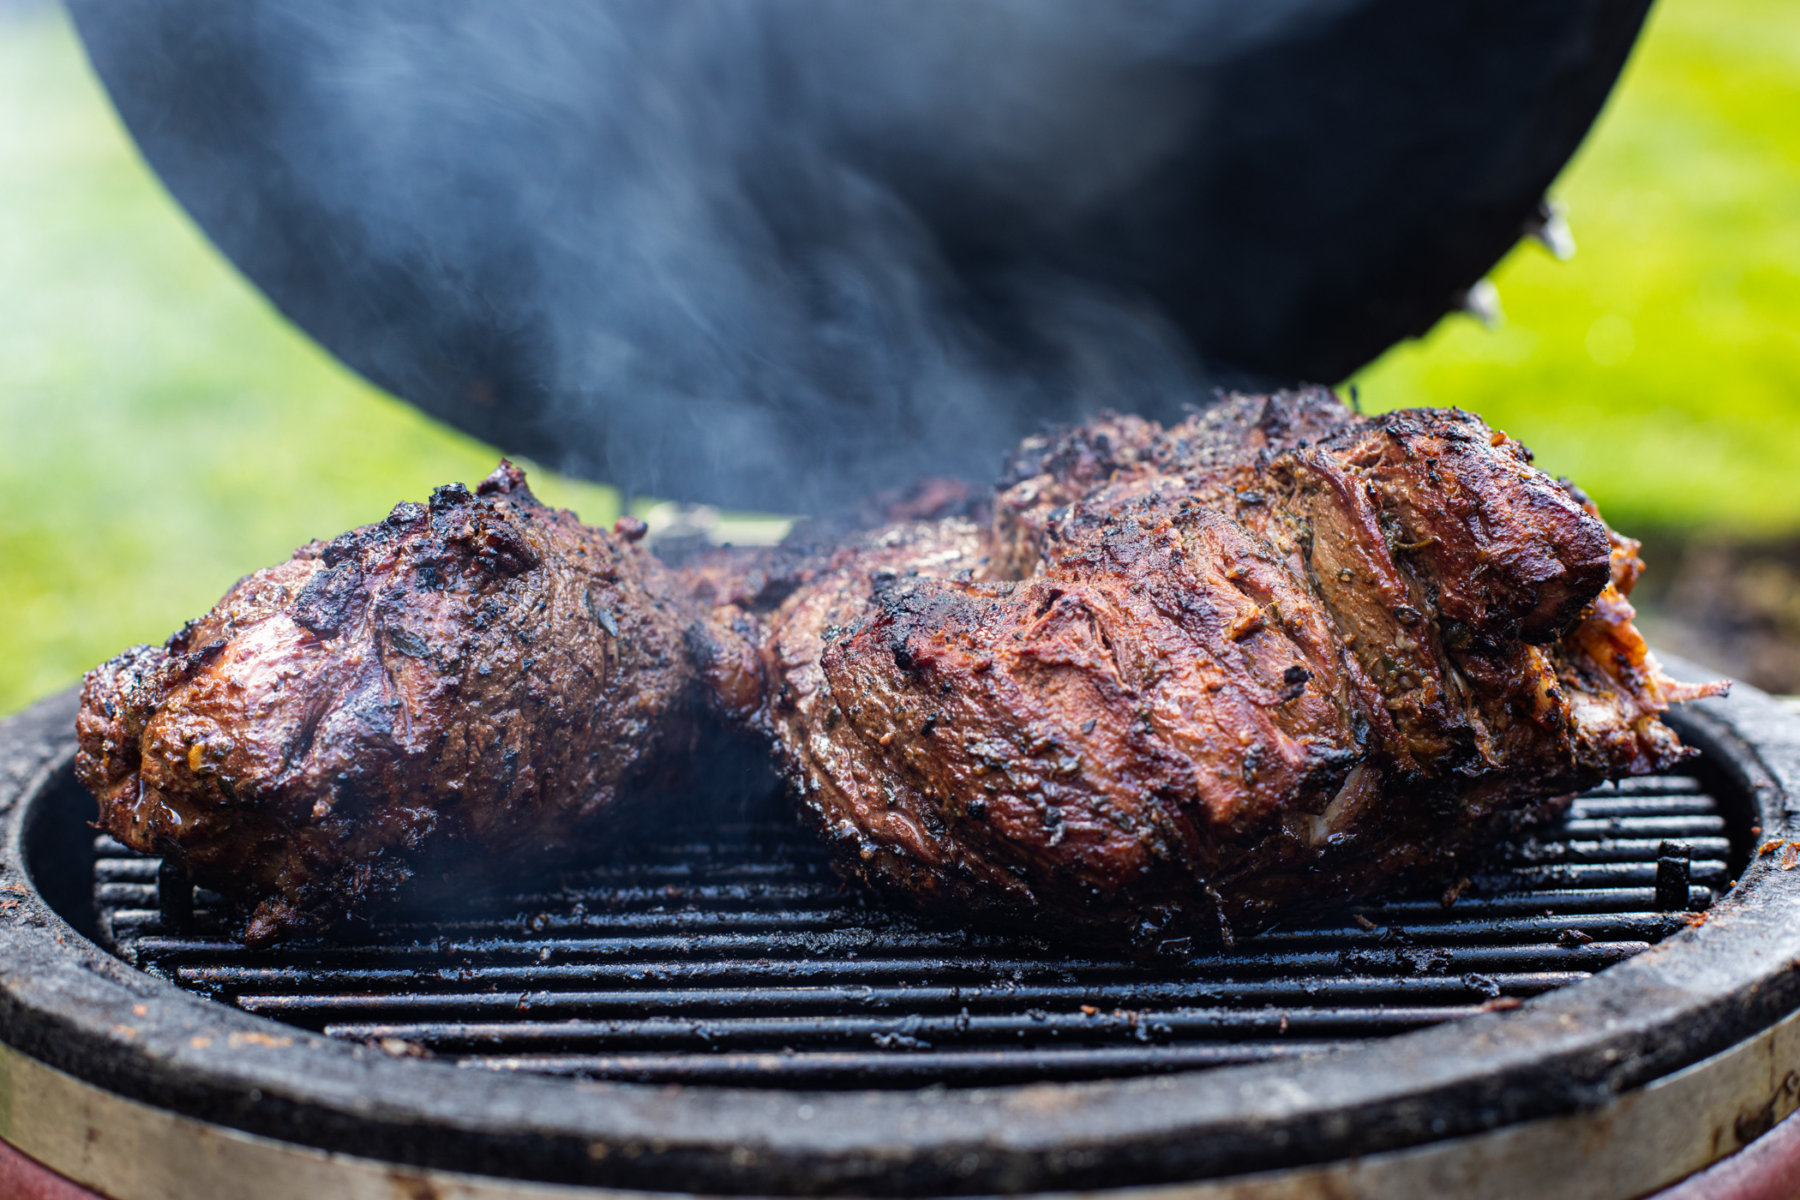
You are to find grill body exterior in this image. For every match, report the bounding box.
[4,660,1800,1199]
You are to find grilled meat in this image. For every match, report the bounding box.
[76,392,1723,946]
[76,463,702,943]
[776,392,1720,944]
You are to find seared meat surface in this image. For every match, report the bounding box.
[780,393,1717,943]
[76,392,1722,946]
[77,464,701,943]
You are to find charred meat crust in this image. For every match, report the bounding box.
[77,462,701,945]
[773,393,1721,947]
[77,397,1724,947]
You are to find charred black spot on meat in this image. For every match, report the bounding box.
[430,482,472,510]
[292,561,365,637]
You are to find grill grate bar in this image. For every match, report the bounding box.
[97,862,1733,938]
[1553,816,1725,838]
[103,884,1717,955]
[229,973,1587,1022]
[1499,836,1729,863]
[322,1005,1485,1051]
[1357,886,1716,917]
[1245,912,1684,946]
[453,1042,1340,1086]
[1475,860,1728,888]
[214,971,1575,1018]
[219,944,1644,1018]
[162,914,1675,993]
[1564,797,1718,817]
[1585,776,1709,795]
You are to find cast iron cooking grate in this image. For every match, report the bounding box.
[92,774,1734,1089]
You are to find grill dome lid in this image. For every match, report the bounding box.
[68,0,1647,511]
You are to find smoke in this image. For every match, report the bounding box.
[78,0,1361,510]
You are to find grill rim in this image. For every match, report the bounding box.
[3,661,1798,1197]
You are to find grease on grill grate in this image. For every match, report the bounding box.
[93,776,1732,1088]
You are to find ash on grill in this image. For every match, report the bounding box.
[93,775,1732,1089]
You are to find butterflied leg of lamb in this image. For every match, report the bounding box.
[76,391,1722,946]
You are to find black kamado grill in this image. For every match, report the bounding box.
[9,2,1800,1197]
[7,671,1800,1198]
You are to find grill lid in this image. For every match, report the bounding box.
[65,0,1650,511]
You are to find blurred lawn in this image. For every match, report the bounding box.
[1,1,1797,717]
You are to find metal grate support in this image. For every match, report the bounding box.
[93,775,1733,1089]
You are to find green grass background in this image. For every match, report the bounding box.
[2,1,1796,717]
[1350,1,1800,536]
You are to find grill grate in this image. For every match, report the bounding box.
[92,775,1734,1088]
